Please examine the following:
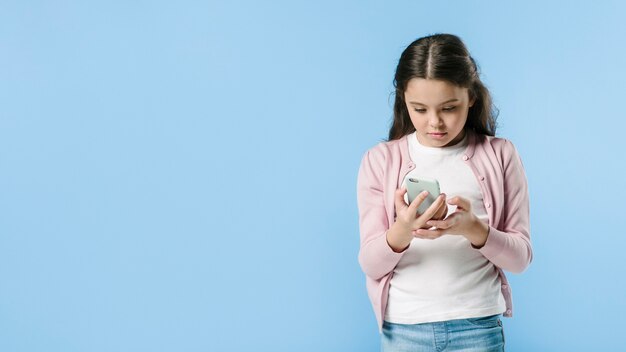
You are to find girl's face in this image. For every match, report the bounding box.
[404,78,475,148]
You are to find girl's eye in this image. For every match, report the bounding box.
[413,106,456,113]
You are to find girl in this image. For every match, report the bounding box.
[356,34,532,352]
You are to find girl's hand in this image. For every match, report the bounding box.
[412,196,490,247]
[393,187,447,233]
[386,187,448,252]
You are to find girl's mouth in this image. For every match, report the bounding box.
[428,132,447,139]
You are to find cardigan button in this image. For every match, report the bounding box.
[480,176,485,181]
[485,203,491,208]
[506,309,512,314]
[462,155,469,161]
[502,285,508,290]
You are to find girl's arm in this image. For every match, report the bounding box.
[478,140,533,273]
[356,149,406,281]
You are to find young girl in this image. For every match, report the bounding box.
[356,34,532,351]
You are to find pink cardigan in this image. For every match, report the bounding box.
[356,130,532,334]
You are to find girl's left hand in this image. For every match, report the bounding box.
[412,196,489,248]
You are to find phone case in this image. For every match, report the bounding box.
[405,177,441,214]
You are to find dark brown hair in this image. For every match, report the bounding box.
[387,33,498,141]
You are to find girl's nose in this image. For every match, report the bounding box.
[429,114,444,127]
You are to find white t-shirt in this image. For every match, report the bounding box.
[384,131,506,324]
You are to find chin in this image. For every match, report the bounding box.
[441,140,453,147]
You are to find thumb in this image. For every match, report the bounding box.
[394,187,409,211]
[447,196,471,211]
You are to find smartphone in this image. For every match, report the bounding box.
[405,177,441,215]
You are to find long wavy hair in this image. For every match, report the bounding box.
[387,33,498,141]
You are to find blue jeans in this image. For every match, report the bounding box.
[381,314,505,352]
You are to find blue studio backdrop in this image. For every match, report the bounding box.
[1,1,625,351]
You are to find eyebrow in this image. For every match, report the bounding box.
[408,99,459,106]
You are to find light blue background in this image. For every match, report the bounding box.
[1,1,625,351]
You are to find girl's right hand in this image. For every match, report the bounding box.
[393,187,447,237]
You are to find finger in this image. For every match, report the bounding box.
[425,219,450,230]
[418,193,446,221]
[448,196,472,211]
[426,214,459,230]
[413,228,445,239]
[408,190,430,214]
[426,195,446,220]
[394,187,409,210]
[431,193,448,220]
[426,213,459,230]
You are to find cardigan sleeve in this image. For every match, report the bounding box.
[356,149,407,281]
[478,139,533,273]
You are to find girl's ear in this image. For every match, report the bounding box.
[467,89,476,108]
